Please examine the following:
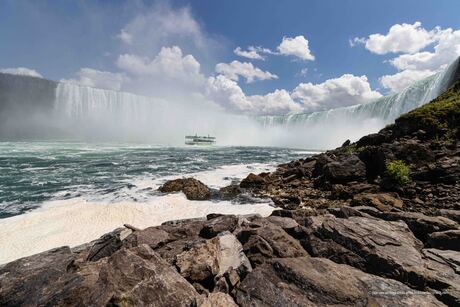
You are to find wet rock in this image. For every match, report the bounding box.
[351,192,403,211]
[427,230,460,251]
[159,178,211,200]
[235,257,443,306]
[323,154,366,183]
[240,173,265,189]
[218,184,241,200]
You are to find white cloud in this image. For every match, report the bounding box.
[61,68,124,91]
[117,46,204,85]
[353,22,435,54]
[0,67,43,78]
[116,3,213,57]
[296,68,308,77]
[277,35,315,61]
[117,29,133,45]
[206,75,302,115]
[215,60,278,83]
[390,28,460,71]
[291,74,382,111]
[379,69,435,93]
[234,47,265,60]
[356,23,460,93]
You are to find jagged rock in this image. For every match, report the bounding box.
[341,139,351,147]
[160,217,207,239]
[303,215,427,286]
[123,226,170,249]
[176,239,220,282]
[218,184,242,200]
[235,257,444,306]
[351,192,403,211]
[85,227,132,262]
[240,173,265,189]
[422,248,460,305]
[237,218,308,267]
[381,211,459,242]
[267,216,299,230]
[200,215,239,239]
[196,292,238,307]
[159,178,211,200]
[323,154,366,183]
[217,231,252,276]
[176,232,251,284]
[427,230,460,251]
[438,209,460,223]
[0,247,76,307]
[357,132,389,147]
[1,245,199,306]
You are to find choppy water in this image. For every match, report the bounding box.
[0,141,313,218]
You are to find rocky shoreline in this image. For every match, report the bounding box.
[1,83,460,306]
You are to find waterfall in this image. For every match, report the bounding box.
[54,82,164,121]
[258,57,460,129]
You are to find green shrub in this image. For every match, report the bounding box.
[386,160,411,186]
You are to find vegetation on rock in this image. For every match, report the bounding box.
[386,160,411,187]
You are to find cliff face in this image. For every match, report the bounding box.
[0,73,57,138]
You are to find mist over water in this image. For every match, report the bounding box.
[0,57,459,148]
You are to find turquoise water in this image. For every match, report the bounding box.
[0,141,312,218]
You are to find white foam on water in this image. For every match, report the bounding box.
[0,163,277,264]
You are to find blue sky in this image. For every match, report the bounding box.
[1,0,460,115]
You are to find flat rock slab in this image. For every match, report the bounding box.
[236,257,444,306]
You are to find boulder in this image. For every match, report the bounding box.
[176,232,251,284]
[323,154,366,183]
[351,192,403,211]
[239,173,265,189]
[196,292,238,307]
[159,178,211,200]
[218,184,242,200]
[237,218,308,267]
[427,230,460,251]
[235,257,444,306]
[357,132,389,147]
[200,215,239,239]
[123,226,171,249]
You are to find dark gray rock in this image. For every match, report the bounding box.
[235,257,444,306]
[159,178,211,200]
[323,154,366,183]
